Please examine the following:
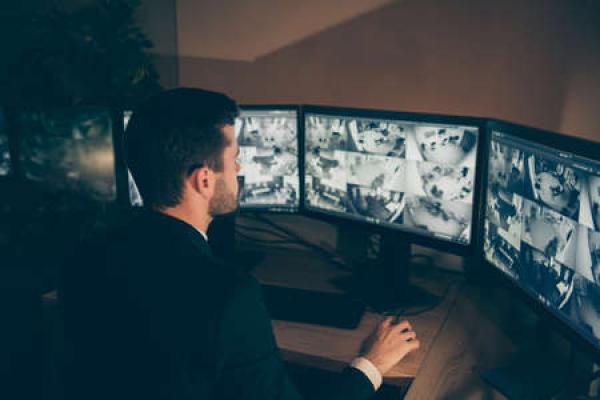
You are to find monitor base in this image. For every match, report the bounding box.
[480,348,568,400]
[351,261,442,313]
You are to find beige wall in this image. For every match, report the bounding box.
[136,0,178,89]
[178,0,600,141]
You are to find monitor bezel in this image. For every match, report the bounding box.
[116,109,134,208]
[478,118,600,360]
[236,104,302,214]
[300,104,487,257]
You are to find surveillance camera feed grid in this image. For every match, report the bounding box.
[123,111,143,206]
[18,109,116,201]
[235,110,299,211]
[304,113,478,244]
[0,110,10,176]
[484,130,600,347]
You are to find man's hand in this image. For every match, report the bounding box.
[360,317,420,375]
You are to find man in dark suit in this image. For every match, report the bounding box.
[62,88,419,400]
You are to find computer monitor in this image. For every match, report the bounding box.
[123,110,143,207]
[303,106,483,254]
[235,106,300,213]
[16,108,117,202]
[0,109,11,176]
[482,120,600,354]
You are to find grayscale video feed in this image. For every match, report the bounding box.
[305,113,478,245]
[347,118,406,157]
[406,124,478,166]
[486,188,523,250]
[521,199,578,270]
[18,108,116,202]
[588,175,600,232]
[567,275,600,344]
[524,154,583,220]
[235,110,299,211]
[406,161,474,203]
[488,140,525,195]
[0,110,10,176]
[520,243,574,310]
[484,130,600,346]
[403,122,478,243]
[574,226,600,285]
[404,195,471,243]
[123,111,143,206]
[306,177,348,212]
[345,153,405,222]
[484,221,521,278]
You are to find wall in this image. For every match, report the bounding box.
[178,0,600,140]
[136,0,179,89]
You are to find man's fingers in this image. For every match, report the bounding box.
[394,320,411,332]
[400,331,417,342]
[379,316,394,329]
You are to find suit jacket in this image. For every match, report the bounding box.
[61,211,375,400]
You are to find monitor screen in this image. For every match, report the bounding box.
[484,128,600,348]
[123,111,143,206]
[304,112,479,245]
[0,109,10,176]
[18,108,116,202]
[234,109,299,212]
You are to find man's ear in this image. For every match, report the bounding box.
[189,167,214,198]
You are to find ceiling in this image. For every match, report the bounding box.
[176,0,394,61]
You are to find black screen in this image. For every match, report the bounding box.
[484,129,600,347]
[235,109,299,212]
[304,113,479,245]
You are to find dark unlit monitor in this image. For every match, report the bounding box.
[484,126,600,348]
[17,108,116,201]
[304,111,479,246]
[235,108,299,212]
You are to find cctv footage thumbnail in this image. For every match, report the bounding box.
[235,110,299,212]
[18,108,116,201]
[484,130,600,346]
[304,113,478,245]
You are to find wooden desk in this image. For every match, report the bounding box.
[250,246,462,388]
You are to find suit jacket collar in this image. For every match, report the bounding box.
[139,210,213,258]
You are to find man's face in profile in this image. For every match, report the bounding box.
[209,124,241,216]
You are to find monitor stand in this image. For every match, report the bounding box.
[352,232,441,313]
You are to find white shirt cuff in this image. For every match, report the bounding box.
[350,357,383,390]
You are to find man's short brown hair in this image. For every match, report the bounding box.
[125,88,239,209]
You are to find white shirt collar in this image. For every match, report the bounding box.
[194,227,208,242]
